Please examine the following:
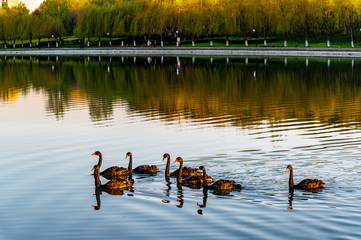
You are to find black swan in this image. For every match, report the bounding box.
[92,151,130,178]
[199,166,242,191]
[126,152,158,174]
[286,165,325,190]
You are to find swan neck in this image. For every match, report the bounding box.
[95,189,101,210]
[165,156,170,177]
[289,168,294,188]
[94,169,101,188]
[202,169,207,188]
[97,154,102,168]
[128,154,133,173]
[177,160,183,183]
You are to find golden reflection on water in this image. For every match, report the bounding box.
[1,56,361,128]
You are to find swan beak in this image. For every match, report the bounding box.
[91,166,95,171]
[162,157,166,161]
[285,169,289,172]
[91,153,96,155]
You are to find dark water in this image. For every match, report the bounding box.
[1,55,361,239]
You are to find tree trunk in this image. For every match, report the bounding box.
[87,37,90,47]
[98,36,101,47]
[326,21,330,47]
[192,34,195,47]
[244,29,248,46]
[305,15,308,47]
[226,34,229,47]
[161,34,164,47]
[263,18,267,46]
[284,32,287,47]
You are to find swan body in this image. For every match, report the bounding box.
[199,166,242,191]
[286,165,325,190]
[92,165,134,190]
[126,152,159,174]
[170,167,201,178]
[100,166,130,178]
[182,172,215,186]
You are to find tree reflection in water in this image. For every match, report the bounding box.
[1,56,361,128]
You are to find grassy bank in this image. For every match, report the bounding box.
[2,36,361,49]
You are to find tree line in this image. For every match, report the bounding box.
[1,0,361,48]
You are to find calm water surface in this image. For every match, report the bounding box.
[1,56,361,239]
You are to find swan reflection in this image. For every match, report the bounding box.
[287,189,294,210]
[197,188,208,215]
[175,188,184,208]
[91,170,134,210]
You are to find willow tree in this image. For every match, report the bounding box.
[94,6,105,46]
[255,0,274,46]
[0,9,5,47]
[74,9,87,45]
[219,0,238,46]
[180,0,205,47]
[275,0,296,47]
[140,1,157,46]
[335,0,360,47]
[294,0,313,47]
[38,0,72,36]
[317,0,335,47]
[78,5,102,46]
[203,0,220,46]
[152,0,172,47]
[104,4,118,46]
[128,0,147,47]
[4,4,30,48]
[112,3,127,46]
[236,0,254,46]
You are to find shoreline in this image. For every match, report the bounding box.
[1,47,361,58]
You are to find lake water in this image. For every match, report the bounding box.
[1,55,361,240]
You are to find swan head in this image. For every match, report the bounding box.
[173,157,183,164]
[125,152,132,158]
[91,165,99,172]
[198,166,205,171]
[162,153,170,161]
[92,151,101,156]
[286,165,293,172]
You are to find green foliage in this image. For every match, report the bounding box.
[2,0,361,46]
